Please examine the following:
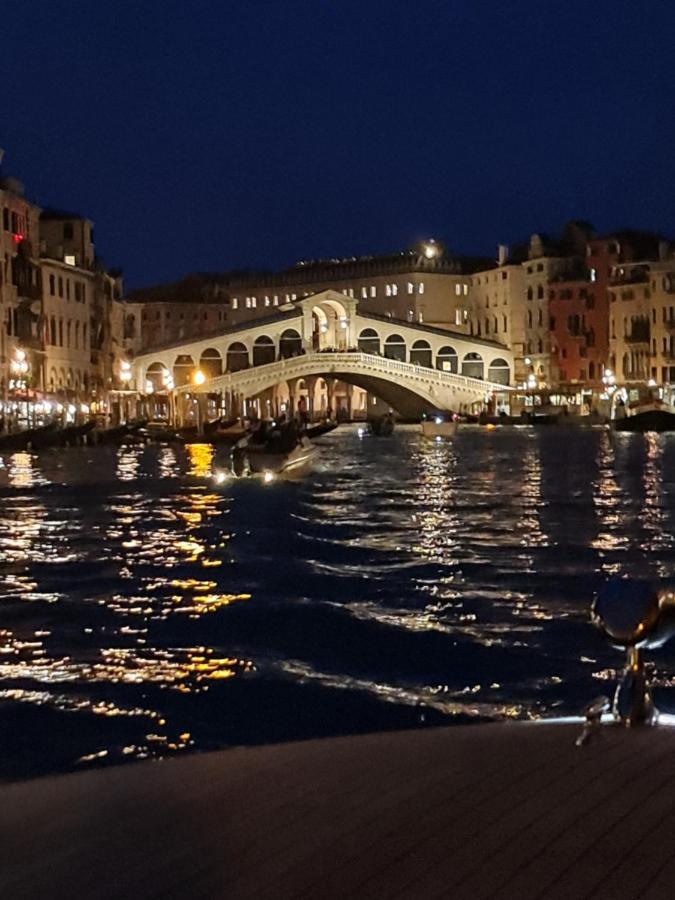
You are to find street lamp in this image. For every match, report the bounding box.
[119,359,132,385]
[421,239,439,260]
[193,369,206,386]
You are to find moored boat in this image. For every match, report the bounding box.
[611,383,675,432]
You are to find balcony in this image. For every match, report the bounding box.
[610,266,650,286]
[625,333,650,348]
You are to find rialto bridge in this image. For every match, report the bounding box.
[130,290,513,421]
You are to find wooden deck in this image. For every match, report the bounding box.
[1,721,675,898]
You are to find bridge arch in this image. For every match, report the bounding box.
[487,357,510,385]
[199,348,222,379]
[227,341,249,372]
[280,328,302,359]
[462,351,484,380]
[384,333,406,362]
[173,354,195,387]
[436,345,458,373]
[358,327,380,355]
[410,339,432,368]
[146,361,169,391]
[253,335,276,366]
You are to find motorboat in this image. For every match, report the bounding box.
[222,422,318,481]
[611,384,675,433]
[420,412,459,439]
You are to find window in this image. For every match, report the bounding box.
[58,277,63,298]
[66,280,70,300]
[245,297,251,308]
[418,283,425,295]
[590,268,597,282]
[370,286,376,297]
[391,283,398,296]
[527,287,533,300]
[537,263,544,272]
[407,309,414,321]
[407,282,414,295]
[386,284,392,296]
[49,274,55,295]
[232,298,238,309]
[418,311,423,323]
[537,285,544,299]
[63,223,74,240]
[273,295,279,305]
[58,320,63,346]
[455,309,463,325]
[361,286,368,299]
[2,208,8,230]
[502,271,507,280]
[64,255,76,266]
[251,297,257,308]
[264,296,270,307]
[455,284,461,296]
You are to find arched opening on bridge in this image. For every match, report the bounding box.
[462,352,484,380]
[173,354,195,387]
[410,339,432,368]
[312,307,328,351]
[358,328,380,355]
[227,342,249,373]
[487,357,510,385]
[146,361,169,391]
[253,335,275,366]
[199,348,222,379]
[384,334,406,362]
[436,346,458,373]
[280,328,302,359]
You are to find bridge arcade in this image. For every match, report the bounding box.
[131,291,513,424]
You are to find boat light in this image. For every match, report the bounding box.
[434,416,443,425]
[214,471,228,485]
[263,471,275,484]
[357,427,365,437]
[435,436,442,443]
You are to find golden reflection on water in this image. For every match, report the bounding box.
[116,446,142,481]
[520,439,548,550]
[7,451,49,488]
[412,438,460,563]
[592,431,627,569]
[187,443,214,478]
[641,432,672,568]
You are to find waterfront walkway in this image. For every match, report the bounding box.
[1,721,674,899]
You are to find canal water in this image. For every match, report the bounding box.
[1,425,675,780]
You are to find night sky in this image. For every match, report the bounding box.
[2,0,674,289]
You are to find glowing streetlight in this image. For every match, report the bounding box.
[422,239,439,260]
[193,369,206,386]
[119,359,132,384]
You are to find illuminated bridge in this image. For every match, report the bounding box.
[132,290,513,419]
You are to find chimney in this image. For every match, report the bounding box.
[497,244,508,266]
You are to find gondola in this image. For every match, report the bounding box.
[0,423,59,453]
[306,421,338,440]
[368,414,395,436]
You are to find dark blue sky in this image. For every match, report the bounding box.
[2,0,674,289]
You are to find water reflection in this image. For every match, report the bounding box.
[1,427,675,780]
